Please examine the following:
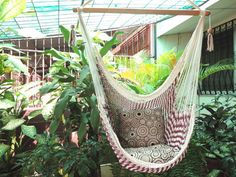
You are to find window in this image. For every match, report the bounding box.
[199,19,236,94]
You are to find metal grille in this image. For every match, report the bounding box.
[199,19,236,95]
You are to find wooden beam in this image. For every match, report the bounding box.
[73,7,211,16]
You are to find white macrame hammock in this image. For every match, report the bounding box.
[78,9,205,173]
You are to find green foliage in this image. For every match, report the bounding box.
[27,109,42,120]
[21,125,37,139]
[194,95,236,177]
[0,1,41,175]
[207,169,221,177]
[0,53,28,75]
[0,143,9,157]
[59,25,70,43]
[18,28,108,177]
[100,31,124,57]
[0,99,15,109]
[159,143,207,177]
[0,19,35,176]
[0,0,26,22]
[199,59,236,81]
[5,55,28,75]
[18,134,101,177]
[110,50,179,94]
[1,118,25,130]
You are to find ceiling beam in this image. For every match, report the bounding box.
[73,7,211,16]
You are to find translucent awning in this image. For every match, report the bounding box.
[0,0,209,40]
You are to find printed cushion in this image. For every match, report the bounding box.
[118,108,166,148]
[125,144,179,163]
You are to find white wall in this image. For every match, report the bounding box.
[156,32,192,58]
[156,16,236,107]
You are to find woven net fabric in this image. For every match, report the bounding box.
[78,9,205,173]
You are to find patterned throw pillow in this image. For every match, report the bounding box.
[118,107,166,148]
[125,144,179,163]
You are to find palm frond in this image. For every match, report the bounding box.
[199,59,236,81]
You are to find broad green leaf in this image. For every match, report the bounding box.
[18,81,41,93]
[77,66,90,85]
[0,0,26,22]
[35,134,46,145]
[6,55,28,74]
[207,169,221,177]
[78,121,87,144]
[39,80,59,95]
[89,96,99,132]
[45,48,67,61]
[3,91,14,101]
[100,31,124,57]
[74,44,87,64]
[53,88,76,120]
[0,144,9,157]
[17,81,41,100]
[78,113,89,144]
[1,119,25,130]
[21,124,37,139]
[1,115,16,125]
[0,99,15,109]
[58,74,75,82]
[59,25,70,43]
[42,99,57,120]
[71,45,80,56]
[28,109,42,120]
[90,107,99,133]
[49,119,60,134]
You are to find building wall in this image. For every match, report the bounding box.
[156,16,236,108]
[156,13,236,59]
[156,32,192,58]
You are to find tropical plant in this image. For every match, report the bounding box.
[0,46,43,176]
[16,25,120,177]
[109,52,236,95]
[0,1,40,175]
[0,0,26,37]
[199,59,236,81]
[194,95,236,177]
[106,50,180,94]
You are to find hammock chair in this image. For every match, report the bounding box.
[78,6,206,173]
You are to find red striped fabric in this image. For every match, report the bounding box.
[165,112,191,148]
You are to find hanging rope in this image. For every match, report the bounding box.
[207,15,214,52]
